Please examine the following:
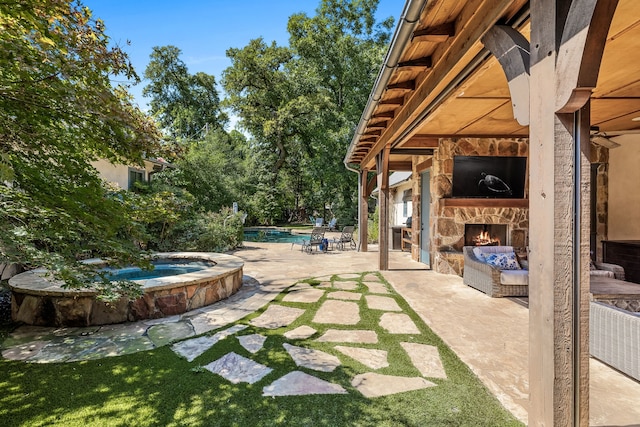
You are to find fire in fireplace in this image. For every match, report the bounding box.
[464,224,508,247]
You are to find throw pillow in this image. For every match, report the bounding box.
[484,252,521,270]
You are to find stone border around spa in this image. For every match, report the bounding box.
[8,252,244,327]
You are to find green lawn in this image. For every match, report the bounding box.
[0,273,523,426]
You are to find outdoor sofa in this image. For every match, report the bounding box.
[590,301,640,381]
[462,245,529,297]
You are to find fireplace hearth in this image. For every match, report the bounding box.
[464,224,508,247]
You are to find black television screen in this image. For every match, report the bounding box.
[451,156,527,198]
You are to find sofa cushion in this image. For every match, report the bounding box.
[500,269,529,285]
[590,269,615,279]
[484,252,521,270]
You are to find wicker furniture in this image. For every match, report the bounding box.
[590,301,640,381]
[462,246,529,297]
[591,261,626,280]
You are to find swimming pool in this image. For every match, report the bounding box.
[243,229,304,243]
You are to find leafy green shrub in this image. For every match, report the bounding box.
[368,206,379,244]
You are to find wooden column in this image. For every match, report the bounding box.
[359,169,369,252]
[529,1,617,425]
[377,146,390,270]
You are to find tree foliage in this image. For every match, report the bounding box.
[0,0,162,294]
[222,0,393,224]
[143,45,227,140]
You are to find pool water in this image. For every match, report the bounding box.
[101,260,212,281]
[243,229,305,243]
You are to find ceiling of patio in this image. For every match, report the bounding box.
[348,0,640,171]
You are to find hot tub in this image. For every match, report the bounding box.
[8,252,244,327]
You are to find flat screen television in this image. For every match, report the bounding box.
[451,156,527,198]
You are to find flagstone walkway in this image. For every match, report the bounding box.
[2,272,447,399]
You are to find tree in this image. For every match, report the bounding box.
[0,0,162,295]
[143,45,227,140]
[222,0,393,224]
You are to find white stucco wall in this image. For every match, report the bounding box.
[607,134,640,240]
[391,180,413,226]
[91,159,156,189]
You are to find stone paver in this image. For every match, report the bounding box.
[362,281,390,294]
[147,322,195,347]
[362,273,380,282]
[283,325,317,340]
[171,325,247,362]
[316,329,378,344]
[312,300,360,325]
[250,305,306,329]
[327,291,362,301]
[238,334,267,354]
[263,371,347,396]
[365,295,402,311]
[283,343,341,372]
[334,346,389,369]
[351,372,437,398]
[205,352,272,384]
[332,281,359,290]
[335,273,362,280]
[400,342,447,379]
[282,288,325,303]
[379,313,420,334]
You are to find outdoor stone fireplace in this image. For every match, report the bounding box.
[429,137,530,276]
[464,224,508,247]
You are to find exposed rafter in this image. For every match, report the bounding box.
[379,97,405,106]
[387,80,415,91]
[371,111,395,119]
[397,57,432,70]
[412,22,456,42]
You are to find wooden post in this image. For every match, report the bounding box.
[528,1,616,425]
[377,146,390,270]
[359,169,369,252]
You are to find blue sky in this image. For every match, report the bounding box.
[84,0,403,110]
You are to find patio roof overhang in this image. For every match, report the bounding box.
[345,0,640,171]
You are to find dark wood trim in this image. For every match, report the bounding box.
[389,161,413,171]
[397,57,432,70]
[390,148,435,156]
[387,80,415,91]
[412,22,456,43]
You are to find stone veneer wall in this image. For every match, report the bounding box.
[431,138,530,276]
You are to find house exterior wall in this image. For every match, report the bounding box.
[91,159,155,189]
[607,135,640,240]
[390,181,413,226]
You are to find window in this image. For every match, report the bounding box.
[402,189,412,217]
[128,168,145,189]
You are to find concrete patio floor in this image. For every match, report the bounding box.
[237,238,640,426]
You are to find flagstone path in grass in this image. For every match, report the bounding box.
[2,273,449,399]
[170,274,449,398]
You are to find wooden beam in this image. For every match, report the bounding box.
[365,173,377,197]
[363,129,382,136]
[412,22,456,43]
[397,57,432,70]
[376,147,390,270]
[415,158,433,173]
[441,198,528,208]
[390,148,435,156]
[387,80,415,91]
[371,111,395,119]
[379,97,405,106]
[402,135,439,148]
[359,170,369,252]
[481,25,531,125]
[388,161,413,171]
[367,125,387,130]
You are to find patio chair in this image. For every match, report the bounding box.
[333,225,356,250]
[326,218,337,231]
[299,227,326,253]
[315,217,324,227]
